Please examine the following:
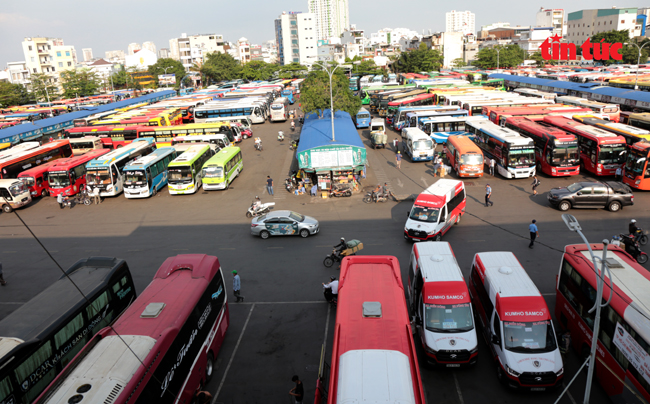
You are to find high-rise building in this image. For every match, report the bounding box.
[536,8,565,36]
[22,37,76,91]
[158,48,170,59]
[82,48,93,62]
[142,41,157,54]
[169,34,224,70]
[275,11,318,66]
[237,37,251,64]
[308,0,349,41]
[566,8,642,45]
[127,43,141,55]
[445,10,475,35]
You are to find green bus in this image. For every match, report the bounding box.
[363,84,416,107]
[167,144,214,195]
[201,146,243,190]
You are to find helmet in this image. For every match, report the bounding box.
[255,195,259,199]
[330,276,336,281]
[631,219,637,223]
[340,237,345,241]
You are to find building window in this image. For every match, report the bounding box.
[621,20,625,24]
[57,51,61,57]
[30,57,35,62]
[58,62,63,67]
[33,68,37,73]
[66,51,70,56]
[48,45,51,50]
[67,62,72,66]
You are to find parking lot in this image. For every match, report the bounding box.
[2,115,648,404]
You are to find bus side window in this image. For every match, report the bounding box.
[14,342,55,401]
[0,189,13,201]
[0,376,12,401]
[54,312,84,350]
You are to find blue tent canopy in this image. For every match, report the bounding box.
[297,110,365,154]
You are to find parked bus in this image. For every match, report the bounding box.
[0,257,136,404]
[466,119,536,179]
[0,140,73,179]
[575,117,650,146]
[628,112,650,131]
[486,106,595,127]
[353,108,371,129]
[17,160,60,198]
[171,134,231,152]
[512,88,557,101]
[270,97,290,122]
[462,98,554,116]
[34,254,229,404]
[386,94,436,123]
[446,135,484,177]
[408,242,478,366]
[64,125,147,148]
[69,136,104,155]
[138,122,236,146]
[194,103,265,124]
[85,138,156,197]
[0,178,31,213]
[503,117,580,177]
[391,105,460,129]
[349,76,360,91]
[543,116,627,176]
[47,149,111,197]
[315,255,425,404]
[420,115,488,144]
[377,90,427,116]
[123,147,178,198]
[403,128,435,162]
[470,251,564,391]
[0,142,40,159]
[405,109,470,131]
[201,146,243,190]
[556,96,620,122]
[623,141,650,190]
[281,87,295,104]
[556,244,650,403]
[167,144,214,195]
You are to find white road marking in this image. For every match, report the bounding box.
[453,372,464,404]
[0,302,26,305]
[266,247,284,249]
[396,178,404,188]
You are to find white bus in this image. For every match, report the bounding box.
[205,116,253,131]
[171,134,231,151]
[194,102,265,124]
[270,97,290,122]
[512,88,557,101]
[555,96,620,120]
[69,136,103,155]
[403,127,435,162]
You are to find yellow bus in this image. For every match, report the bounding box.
[139,122,236,146]
[628,113,650,131]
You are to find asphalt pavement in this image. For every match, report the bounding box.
[1,113,647,404]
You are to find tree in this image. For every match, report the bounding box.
[201,52,241,84]
[109,68,129,90]
[240,61,278,81]
[59,68,102,98]
[451,58,466,69]
[353,59,383,76]
[278,62,308,79]
[473,45,524,69]
[30,73,59,102]
[300,70,361,118]
[528,51,557,67]
[395,46,443,72]
[147,58,186,87]
[0,82,33,108]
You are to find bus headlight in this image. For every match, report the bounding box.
[505,364,520,377]
[556,367,564,377]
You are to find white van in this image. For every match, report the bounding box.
[404,179,465,241]
[403,127,435,162]
[370,118,385,134]
[0,179,32,213]
[408,241,478,367]
[69,136,103,155]
[469,251,564,390]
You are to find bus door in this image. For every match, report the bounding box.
[111,163,122,194]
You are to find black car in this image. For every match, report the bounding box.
[547,181,634,212]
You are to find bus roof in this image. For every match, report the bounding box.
[203,146,240,166]
[123,147,176,170]
[17,159,61,178]
[543,116,626,144]
[86,138,155,168]
[47,149,110,172]
[413,242,468,304]
[170,144,211,164]
[469,120,534,147]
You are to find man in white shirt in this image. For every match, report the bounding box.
[490,158,496,176]
[323,276,339,302]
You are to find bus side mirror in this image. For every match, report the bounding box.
[406,211,410,218]
[491,335,500,345]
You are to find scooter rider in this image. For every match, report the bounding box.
[630,219,640,236]
[291,120,295,131]
[334,237,347,257]
[252,196,262,214]
[278,131,284,141]
[323,276,339,303]
[254,137,262,149]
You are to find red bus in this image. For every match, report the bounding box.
[47,149,111,197]
[543,116,627,176]
[0,140,73,179]
[35,254,230,404]
[315,256,425,404]
[17,160,60,197]
[556,244,650,404]
[623,141,650,190]
[64,125,148,148]
[386,93,436,123]
[485,106,594,126]
[503,117,580,176]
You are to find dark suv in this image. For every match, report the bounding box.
[547,181,634,212]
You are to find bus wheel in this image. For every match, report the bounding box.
[2,204,12,213]
[435,234,442,242]
[41,189,49,197]
[225,181,229,190]
[152,187,157,197]
[205,352,215,382]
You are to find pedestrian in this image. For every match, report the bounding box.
[232,270,244,302]
[57,193,64,209]
[194,390,213,404]
[266,175,274,196]
[395,151,402,169]
[490,158,496,176]
[289,375,304,404]
[393,138,399,151]
[433,160,440,177]
[485,184,494,207]
[615,166,622,181]
[0,261,6,286]
[531,175,541,196]
[529,219,539,249]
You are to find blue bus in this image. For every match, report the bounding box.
[403,109,469,131]
[420,115,489,143]
[391,105,461,130]
[123,147,178,199]
[281,88,295,104]
[354,108,371,129]
[194,104,265,124]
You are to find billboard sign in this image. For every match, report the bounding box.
[158,74,176,85]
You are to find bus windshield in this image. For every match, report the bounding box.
[9,182,27,196]
[168,166,193,183]
[357,113,370,119]
[409,206,440,223]
[48,171,70,188]
[124,170,146,184]
[625,149,648,174]
[202,166,224,178]
[460,154,483,165]
[414,139,433,150]
[20,176,35,187]
[503,320,557,353]
[425,303,474,333]
[508,149,535,167]
[86,168,111,186]
[598,145,627,165]
[550,145,580,166]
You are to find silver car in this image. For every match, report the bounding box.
[250,210,320,239]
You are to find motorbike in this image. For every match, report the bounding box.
[330,184,352,198]
[323,240,363,268]
[246,202,275,218]
[362,190,387,204]
[289,140,298,151]
[632,229,649,245]
[255,141,263,151]
[278,131,284,141]
[62,188,92,208]
[285,178,295,193]
[613,234,648,264]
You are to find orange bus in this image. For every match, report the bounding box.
[445,135,484,177]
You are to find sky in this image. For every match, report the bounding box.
[1,0,648,67]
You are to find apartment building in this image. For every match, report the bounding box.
[22,37,76,89]
[275,11,318,66]
[308,0,350,41]
[566,7,642,45]
[446,10,475,35]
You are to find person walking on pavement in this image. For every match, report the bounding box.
[57,193,64,209]
[531,175,541,196]
[232,270,244,302]
[485,184,494,207]
[266,176,274,196]
[529,219,539,248]
[393,138,399,151]
[490,158,496,176]
[615,166,622,181]
[289,375,304,403]
[0,261,6,286]
[395,151,402,169]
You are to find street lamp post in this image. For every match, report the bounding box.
[494,46,502,71]
[311,62,351,142]
[560,214,612,404]
[162,66,173,88]
[625,42,650,90]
